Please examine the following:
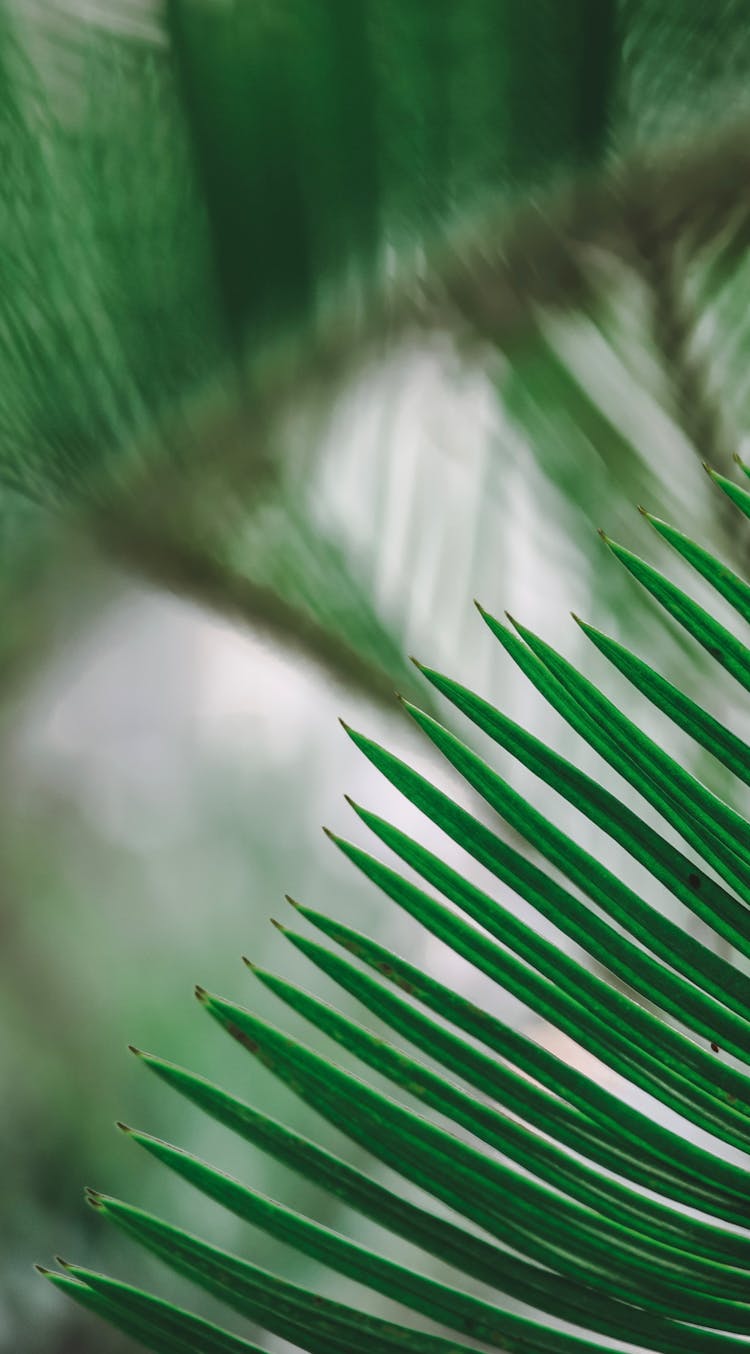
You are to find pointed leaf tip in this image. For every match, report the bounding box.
[284,894,301,910]
[54,1256,72,1270]
[195,984,208,1002]
[115,1121,132,1134]
[269,920,285,935]
[127,1044,142,1057]
[343,793,358,809]
[636,504,650,518]
[338,717,352,733]
[34,1264,51,1276]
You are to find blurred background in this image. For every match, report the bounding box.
[3,2,750,1350]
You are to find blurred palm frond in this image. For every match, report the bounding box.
[3,0,750,702]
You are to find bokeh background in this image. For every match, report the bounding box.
[3,3,750,1351]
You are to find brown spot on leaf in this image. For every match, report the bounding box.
[227,1021,259,1055]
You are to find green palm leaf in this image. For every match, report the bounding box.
[0,0,619,706]
[8,0,750,714]
[40,464,750,1350]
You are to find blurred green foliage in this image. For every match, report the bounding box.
[3,2,750,1350]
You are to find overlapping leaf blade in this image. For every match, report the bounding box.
[572,615,750,786]
[42,471,750,1350]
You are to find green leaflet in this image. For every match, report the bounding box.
[90,1187,706,1354]
[37,1265,265,1354]
[120,1125,750,1354]
[133,1051,718,1344]
[135,954,749,1227]
[326,813,750,1212]
[639,509,750,623]
[411,657,750,1009]
[478,606,750,937]
[273,916,750,1269]
[512,607,750,873]
[250,942,750,1295]
[287,900,749,1221]
[572,616,750,788]
[128,1050,583,1294]
[82,1194,480,1354]
[601,533,750,694]
[401,669,750,1035]
[198,984,750,1331]
[337,729,750,1155]
[707,463,750,522]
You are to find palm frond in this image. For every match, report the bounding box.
[39,466,750,1350]
[7,2,750,709]
[0,0,619,705]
